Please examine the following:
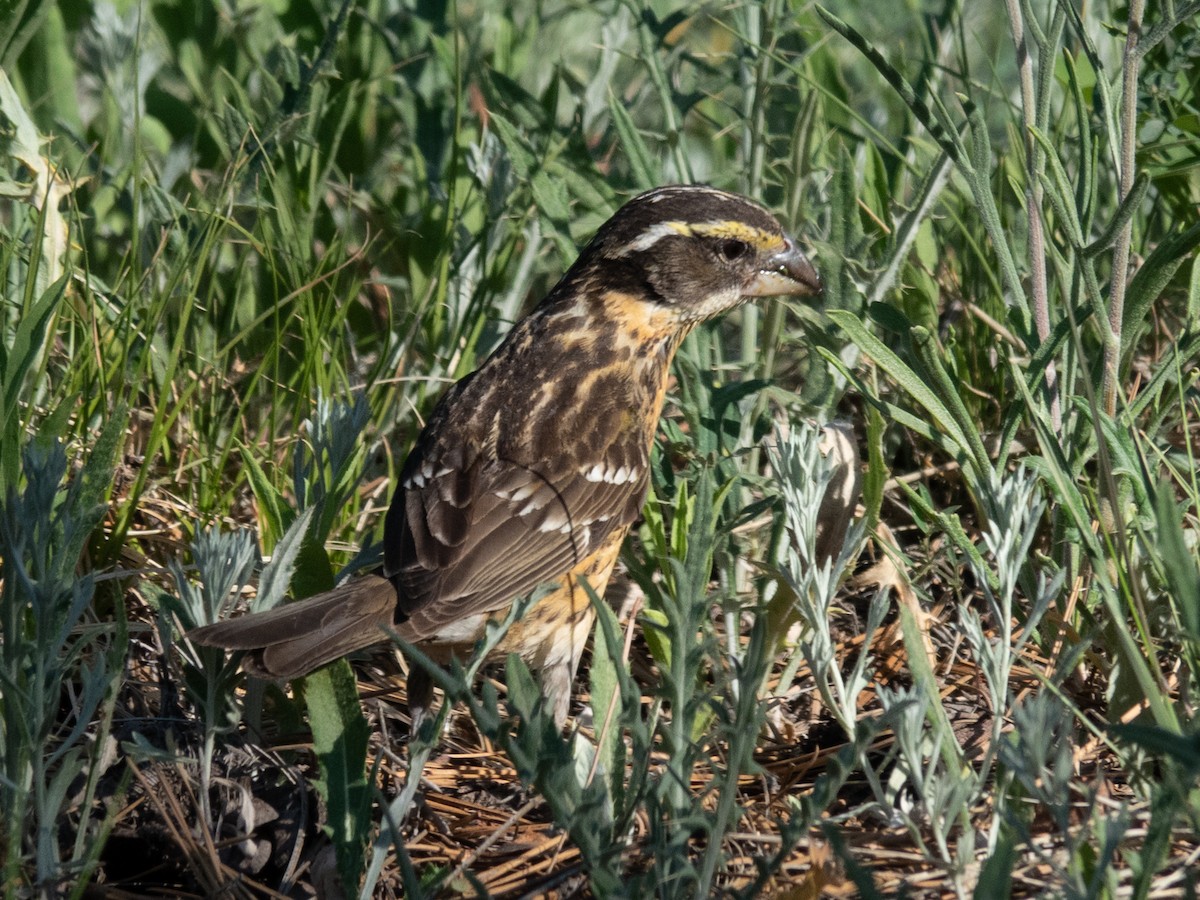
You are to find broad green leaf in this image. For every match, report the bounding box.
[589,597,623,807]
[305,663,371,893]
[1154,481,1200,641]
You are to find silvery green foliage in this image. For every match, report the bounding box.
[165,529,258,634]
[771,420,874,737]
[160,528,259,741]
[157,509,313,830]
[883,467,1063,896]
[292,393,371,531]
[998,694,1076,834]
[996,693,1130,899]
[962,467,1062,781]
[877,684,978,891]
[0,440,122,891]
[165,507,315,730]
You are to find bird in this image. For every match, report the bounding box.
[188,184,821,728]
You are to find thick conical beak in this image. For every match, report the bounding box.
[745,236,821,298]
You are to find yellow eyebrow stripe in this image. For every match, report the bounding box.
[688,220,786,251]
[621,218,785,255]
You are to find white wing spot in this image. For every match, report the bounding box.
[509,482,539,502]
[497,480,547,508]
[518,493,551,516]
[537,509,570,533]
[582,463,640,484]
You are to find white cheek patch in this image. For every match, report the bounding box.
[681,287,745,323]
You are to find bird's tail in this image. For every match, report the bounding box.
[187,574,398,679]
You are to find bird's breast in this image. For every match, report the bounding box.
[473,306,677,462]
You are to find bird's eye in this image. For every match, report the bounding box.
[719,239,749,261]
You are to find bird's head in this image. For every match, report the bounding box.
[566,185,821,327]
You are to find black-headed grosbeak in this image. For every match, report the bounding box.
[190,185,821,727]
